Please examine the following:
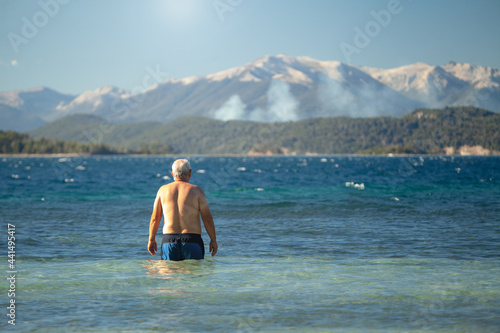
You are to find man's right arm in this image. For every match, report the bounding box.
[148,190,163,255]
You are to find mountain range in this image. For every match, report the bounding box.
[1,54,499,132]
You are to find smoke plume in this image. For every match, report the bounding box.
[213,80,299,122]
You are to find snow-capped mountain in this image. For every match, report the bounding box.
[90,54,420,123]
[0,86,132,129]
[55,86,131,118]
[442,61,500,88]
[362,61,500,110]
[1,55,499,132]
[205,54,319,84]
[0,87,75,122]
[441,62,500,111]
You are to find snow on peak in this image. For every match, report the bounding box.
[0,86,75,110]
[442,62,500,89]
[206,67,248,81]
[90,85,129,96]
[363,62,434,79]
[205,54,347,84]
[179,76,203,85]
[0,90,24,108]
[158,76,203,86]
[74,86,129,104]
[361,62,460,94]
[56,86,131,112]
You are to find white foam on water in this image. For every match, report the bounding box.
[345,181,365,190]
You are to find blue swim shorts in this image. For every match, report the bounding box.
[160,233,205,261]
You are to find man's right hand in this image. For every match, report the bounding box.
[148,240,157,255]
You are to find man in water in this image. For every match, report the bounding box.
[148,159,217,260]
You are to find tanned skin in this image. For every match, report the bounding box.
[148,164,217,257]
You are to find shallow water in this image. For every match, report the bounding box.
[1,155,499,332]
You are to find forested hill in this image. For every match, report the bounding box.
[0,131,118,155]
[17,106,500,155]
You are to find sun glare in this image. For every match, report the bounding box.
[162,0,203,28]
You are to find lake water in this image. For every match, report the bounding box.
[1,155,500,332]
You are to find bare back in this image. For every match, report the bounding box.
[156,181,206,234]
[148,160,217,257]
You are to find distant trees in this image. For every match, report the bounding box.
[2,106,499,155]
[0,131,119,155]
[134,141,176,155]
[0,131,176,155]
[275,106,500,154]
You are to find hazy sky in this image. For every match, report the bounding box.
[1,0,499,95]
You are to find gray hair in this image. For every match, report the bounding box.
[172,159,191,178]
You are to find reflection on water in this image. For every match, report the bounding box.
[144,260,194,279]
[142,259,215,295]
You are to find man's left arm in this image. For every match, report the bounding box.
[148,191,163,255]
[199,189,217,256]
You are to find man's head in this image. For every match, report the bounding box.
[171,159,191,180]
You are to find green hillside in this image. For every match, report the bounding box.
[0,130,117,154]
[26,106,500,155]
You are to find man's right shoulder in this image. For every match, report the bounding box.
[192,184,206,196]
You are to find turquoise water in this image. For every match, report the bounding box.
[1,155,500,332]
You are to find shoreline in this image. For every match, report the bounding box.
[2,152,499,158]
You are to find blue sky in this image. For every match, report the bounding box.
[1,0,499,95]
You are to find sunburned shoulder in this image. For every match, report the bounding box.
[185,183,204,194]
[157,183,175,194]
[158,184,171,191]
[161,182,202,191]
[182,183,205,195]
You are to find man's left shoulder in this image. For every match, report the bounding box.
[158,184,169,192]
